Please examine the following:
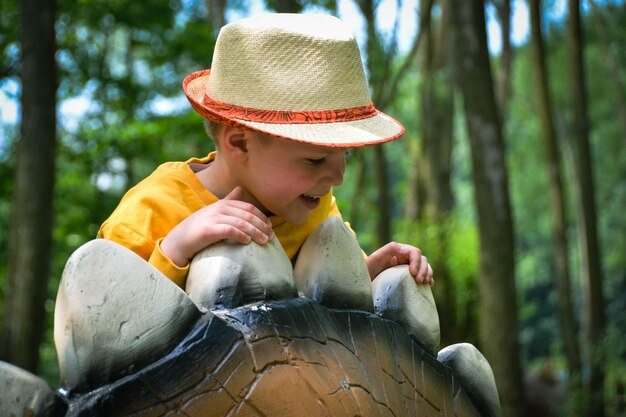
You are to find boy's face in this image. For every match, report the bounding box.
[239,131,350,225]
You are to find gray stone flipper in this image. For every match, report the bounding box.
[186,236,297,310]
[438,343,502,417]
[0,361,66,417]
[54,239,202,392]
[293,215,373,311]
[371,264,440,355]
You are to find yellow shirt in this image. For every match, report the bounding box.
[97,152,343,288]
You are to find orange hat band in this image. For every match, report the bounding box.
[200,95,378,125]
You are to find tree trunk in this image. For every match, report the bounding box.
[404,145,422,221]
[588,0,626,148]
[567,1,607,416]
[415,0,457,346]
[1,0,57,372]
[205,0,226,34]
[529,0,583,395]
[492,0,512,123]
[348,148,368,231]
[448,1,525,416]
[355,0,393,247]
[404,0,434,222]
[373,146,391,246]
[418,0,454,221]
[267,0,302,13]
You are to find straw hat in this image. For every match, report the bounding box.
[183,13,405,148]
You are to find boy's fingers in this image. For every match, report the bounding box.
[219,187,273,229]
[418,255,429,279]
[228,227,253,245]
[428,264,435,286]
[228,205,272,232]
[409,247,421,277]
[249,223,273,244]
[220,215,273,245]
[212,221,263,246]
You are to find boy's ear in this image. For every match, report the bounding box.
[221,126,249,159]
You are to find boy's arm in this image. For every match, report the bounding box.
[149,239,190,287]
[159,187,274,270]
[98,187,273,288]
[97,222,190,288]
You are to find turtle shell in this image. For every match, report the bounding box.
[62,298,481,417]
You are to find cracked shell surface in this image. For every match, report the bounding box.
[64,298,484,417]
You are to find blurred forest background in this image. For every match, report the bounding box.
[1,0,625,416]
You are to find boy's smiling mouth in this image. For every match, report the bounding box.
[300,193,321,209]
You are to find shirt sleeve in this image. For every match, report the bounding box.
[148,238,189,288]
[98,222,189,288]
[96,160,215,288]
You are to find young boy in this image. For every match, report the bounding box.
[97,13,433,289]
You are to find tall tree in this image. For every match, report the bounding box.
[448,0,525,416]
[354,0,392,247]
[529,0,582,397]
[410,0,459,346]
[491,0,513,122]
[1,0,57,371]
[206,0,226,34]
[567,1,606,415]
[353,0,430,247]
[588,0,626,147]
[414,0,454,222]
[266,0,302,13]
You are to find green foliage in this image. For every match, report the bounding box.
[505,19,568,366]
[395,214,480,342]
[0,0,19,78]
[265,0,336,13]
[603,325,626,415]
[503,4,626,411]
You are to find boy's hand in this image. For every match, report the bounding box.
[366,242,434,286]
[160,187,274,267]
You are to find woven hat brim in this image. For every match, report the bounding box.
[183,70,405,148]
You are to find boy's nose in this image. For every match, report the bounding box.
[322,158,345,187]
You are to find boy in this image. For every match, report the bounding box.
[98,13,433,289]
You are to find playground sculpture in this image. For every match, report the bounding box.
[1,216,501,417]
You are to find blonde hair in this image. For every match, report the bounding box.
[203,118,224,147]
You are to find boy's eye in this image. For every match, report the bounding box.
[306,158,325,166]
[344,150,353,160]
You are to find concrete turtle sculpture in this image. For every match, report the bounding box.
[1,216,501,417]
